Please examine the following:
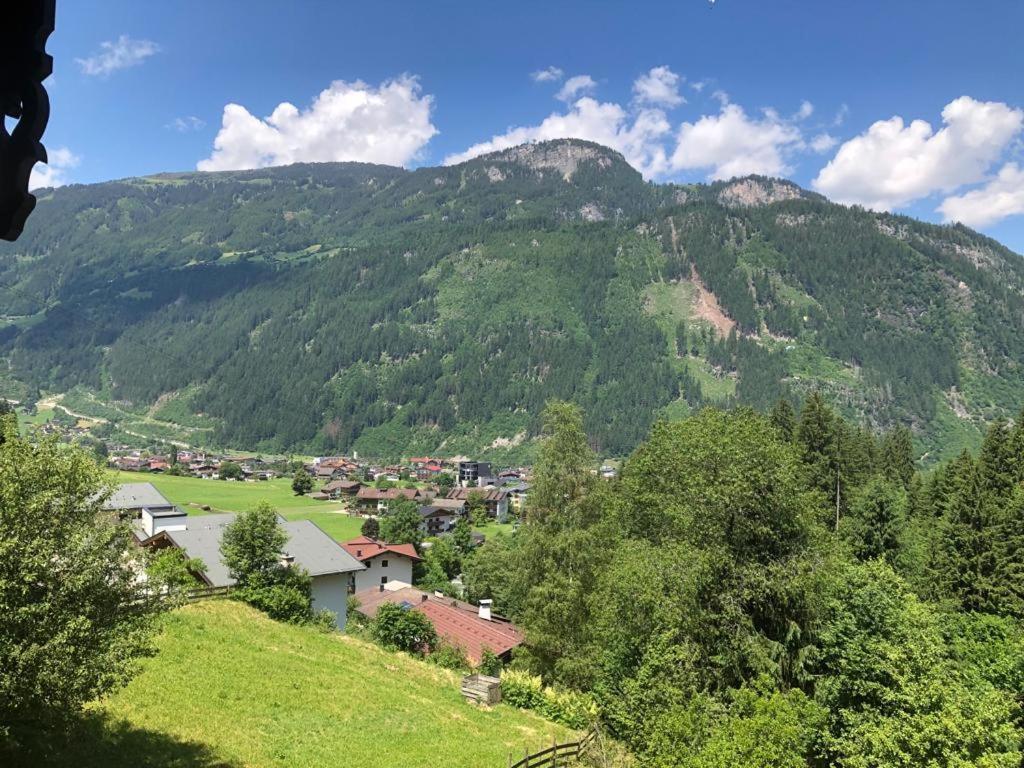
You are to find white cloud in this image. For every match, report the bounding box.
[76,35,160,77]
[939,163,1024,227]
[29,147,80,190]
[168,116,205,132]
[812,96,1023,210]
[531,66,564,83]
[795,100,814,120]
[443,96,672,178]
[198,75,437,172]
[670,103,803,180]
[833,103,849,127]
[556,75,597,102]
[633,66,684,107]
[810,132,838,153]
[690,80,707,93]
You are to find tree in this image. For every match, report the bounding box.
[219,460,243,481]
[451,516,473,556]
[467,491,489,528]
[0,420,162,729]
[770,398,796,442]
[993,487,1024,617]
[360,516,380,538]
[979,419,1014,502]
[220,502,315,624]
[436,472,455,494]
[221,502,287,587]
[145,548,207,602]
[379,498,423,549]
[935,452,999,613]
[371,603,437,655]
[843,476,907,563]
[795,392,841,515]
[291,468,313,495]
[880,426,915,489]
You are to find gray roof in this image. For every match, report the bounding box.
[105,482,172,510]
[157,513,365,587]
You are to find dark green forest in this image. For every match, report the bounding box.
[462,397,1024,767]
[2,139,1023,460]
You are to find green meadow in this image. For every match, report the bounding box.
[19,601,573,768]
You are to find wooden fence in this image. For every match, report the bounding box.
[185,584,233,601]
[507,727,597,768]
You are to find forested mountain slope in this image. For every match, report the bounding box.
[2,139,1022,460]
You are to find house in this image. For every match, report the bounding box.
[104,482,176,519]
[136,510,364,629]
[501,480,530,514]
[352,582,524,664]
[340,536,420,592]
[445,487,509,522]
[458,460,493,488]
[355,486,426,513]
[418,504,460,536]
[322,479,362,499]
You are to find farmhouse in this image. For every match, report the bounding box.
[417,497,466,535]
[355,486,427,513]
[135,510,364,629]
[322,479,362,498]
[353,582,524,664]
[445,487,510,522]
[340,535,421,592]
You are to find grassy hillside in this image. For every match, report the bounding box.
[24,601,573,768]
[110,471,365,542]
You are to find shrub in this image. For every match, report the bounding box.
[500,670,597,729]
[429,641,470,671]
[371,603,437,655]
[478,648,503,676]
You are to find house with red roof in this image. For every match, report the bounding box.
[341,536,421,593]
[355,486,428,513]
[353,582,524,664]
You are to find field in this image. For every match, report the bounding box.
[19,601,572,768]
[110,471,365,542]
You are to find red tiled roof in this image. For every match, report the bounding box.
[353,585,523,663]
[341,536,421,562]
[357,487,423,501]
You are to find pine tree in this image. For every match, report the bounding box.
[936,452,998,612]
[1009,407,1024,484]
[770,398,796,442]
[795,392,841,518]
[993,487,1024,617]
[979,419,1014,502]
[880,426,915,489]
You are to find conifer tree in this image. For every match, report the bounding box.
[936,452,998,612]
[979,419,1014,502]
[880,426,915,489]
[770,398,796,442]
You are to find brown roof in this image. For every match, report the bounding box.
[357,487,424,501]
[446,488,508,502]
[353,585,523,663]
[341,536,421,563]
[323,479,361,492]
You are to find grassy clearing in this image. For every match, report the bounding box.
[109,472,365,542]
[20,601,572,768]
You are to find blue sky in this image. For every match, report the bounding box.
[37,0,1024,252]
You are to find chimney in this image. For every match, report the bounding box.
[478,599,493,621]
[421,593,428,603]
[379,584,385,592]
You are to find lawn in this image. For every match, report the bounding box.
[20,601,573,768]
[109,471,365,542]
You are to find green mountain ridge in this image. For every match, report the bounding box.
[2,139,1022,461]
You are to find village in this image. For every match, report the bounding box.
[104,453,538,665]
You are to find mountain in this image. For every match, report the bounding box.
[2,139,1023,462]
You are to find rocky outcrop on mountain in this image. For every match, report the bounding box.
[718,178,804,207]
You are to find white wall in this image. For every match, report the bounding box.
[310,572,349,630]
[351,553,414,593]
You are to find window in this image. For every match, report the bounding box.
[381,559,388,568]
[380,576,388,585]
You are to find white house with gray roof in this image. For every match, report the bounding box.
[136,509,364,629]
